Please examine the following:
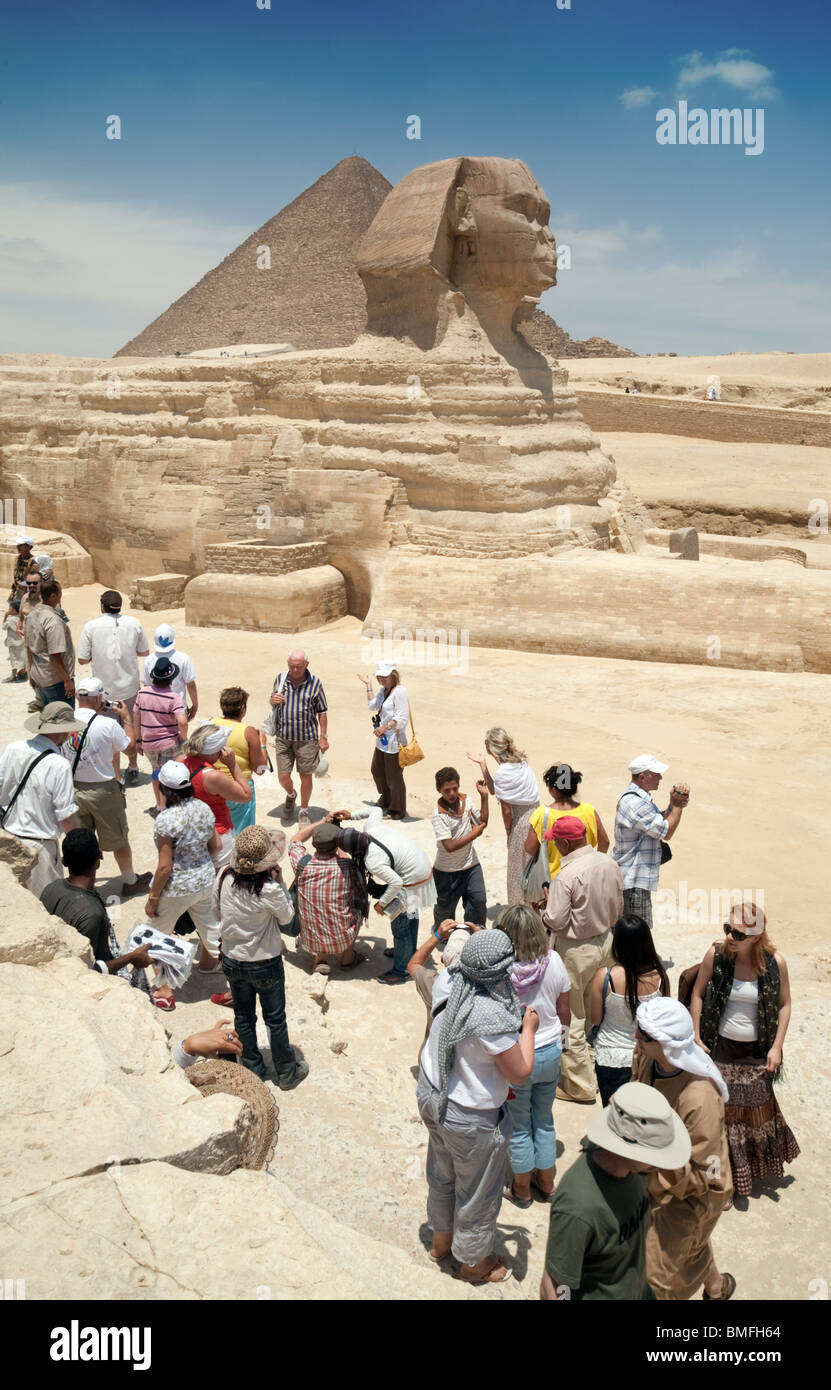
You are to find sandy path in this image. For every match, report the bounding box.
[2,586,826,1299]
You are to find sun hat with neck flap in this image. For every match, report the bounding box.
[24,702,86,737]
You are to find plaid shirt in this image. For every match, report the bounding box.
[288,839,360,955]
[273,671,327,742]
[611,783,668,891]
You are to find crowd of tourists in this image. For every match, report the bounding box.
[0,542,800,1298]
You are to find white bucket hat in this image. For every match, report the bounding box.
[585,1081,691,1169]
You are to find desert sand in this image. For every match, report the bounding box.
[1,583,827,1300]
[567,351,831,411]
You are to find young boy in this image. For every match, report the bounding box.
[430,765,489,928]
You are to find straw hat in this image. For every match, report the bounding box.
[585,1082,691,1169]
[184,1060,278,1170]
[231,826,286,874]
[24,701,86,736]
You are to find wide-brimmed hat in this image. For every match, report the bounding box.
[585,1081,691,1169]
[232,826,287,873]
[25,701,86,736]
[314,752,329,777]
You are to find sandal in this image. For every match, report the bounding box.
[340,950,368,970]
[458,1256,512,1285]
[503,1183,533,1210]
[210,991,233,1007]
[153,994,176,1012]
[703,1272,736,1301]
[530,1170,554,1199]
[377,971,408,984]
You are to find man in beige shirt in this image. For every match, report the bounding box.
[543,815,623,1104]
[25,579,75,710]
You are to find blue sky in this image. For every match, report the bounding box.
[1,0,828,356]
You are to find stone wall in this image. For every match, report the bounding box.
[578,391,831,448]
[130,572,190,609]
[203,540,328,574]
[185,566,348,632]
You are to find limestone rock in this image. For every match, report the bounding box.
[0,860,91,966]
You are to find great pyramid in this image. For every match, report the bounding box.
[115,156,394,356]
[115,155,635,359]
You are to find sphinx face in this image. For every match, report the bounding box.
[449,159,557,299]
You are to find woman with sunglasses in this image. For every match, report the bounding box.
[689,900,799,1202]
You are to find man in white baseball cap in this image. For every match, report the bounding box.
[540,1081,691,1301]
[64,676,152,899]
[142,624,198,721]
[611,755,690,928]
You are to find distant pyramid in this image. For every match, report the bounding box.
[115,156,393,356]
[115,155,636,360]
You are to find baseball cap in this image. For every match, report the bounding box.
[154,623,176,653]
[628,754,668,776]
[375,661,395,677]
[311,821,340,851]
[16,536,34,547]
[76,676,104,696]
[158,761,191,790]
[544,815,588,842]
[100,589,122,610]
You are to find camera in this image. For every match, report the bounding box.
[371,713,382,730]
[103,699,120,710]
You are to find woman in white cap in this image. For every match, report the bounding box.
[690,899,799,1203]
[357,664,411,819]
[468,728,539,906]
[541,1081,691,1301]
[213,824,308,1090]
[632,996,735,1300]
[144,760,223,1007]
[181,722,253,869]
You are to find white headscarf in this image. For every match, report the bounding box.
[637,996,729,1102]
[196,722,229,757]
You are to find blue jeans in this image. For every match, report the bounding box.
[390,912,418,979]
[221,953,295,1079]
[432,862,487,928]
[506,1040,562,1173]
[36,680,74,710]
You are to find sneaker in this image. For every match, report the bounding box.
[280,793,297,824]
[121,871,153,899]
[297,808,311,827]
[276,1059,309,1091]
[125,767,139,785]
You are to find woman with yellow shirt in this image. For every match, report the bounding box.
[524,763,610,890]
[210,686,268,833]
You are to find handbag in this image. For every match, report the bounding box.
[521,805,553,904]
[398,710,424,769]
[587,967,612,1047]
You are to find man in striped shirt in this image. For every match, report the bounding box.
[611,754,690,927]
[269,650,329,823]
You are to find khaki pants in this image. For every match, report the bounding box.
[555,930,613,1102]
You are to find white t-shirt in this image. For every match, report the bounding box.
[63,707,130,783]
[510,950,570,1049]
[432,799,481,872]
[420,969,518,1110]
[0,736,77,841]
[142,648,196,703]
[77,614,149,701]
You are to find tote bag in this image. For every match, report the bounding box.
[521,805,553,904]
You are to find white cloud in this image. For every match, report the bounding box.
[676,50,777,100]
[619,86,658,110]
[552,219,664,263]
[0,183,249,355]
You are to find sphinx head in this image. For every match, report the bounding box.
[357,156,557,344]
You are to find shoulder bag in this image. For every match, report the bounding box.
[521,805,553,905]
[398,709,424,769]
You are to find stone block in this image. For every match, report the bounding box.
[669,526,700,560]
[185,566,347,631]
[130,573,190,609]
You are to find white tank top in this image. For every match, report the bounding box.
[594,980,661,1068]
[718,977,759,1041]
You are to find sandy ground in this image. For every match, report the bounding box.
[2,584,828,1301]
[567,352,831,411]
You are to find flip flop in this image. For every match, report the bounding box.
[530,1172,554,1199]
[210,991,233,1006]
[503,1184,533,1210]
[458,1258,512,1285]
[340,951,368,970]
[153,994,176,1012]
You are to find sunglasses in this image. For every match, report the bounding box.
[25,582,39,587]
[723,923,749,942]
